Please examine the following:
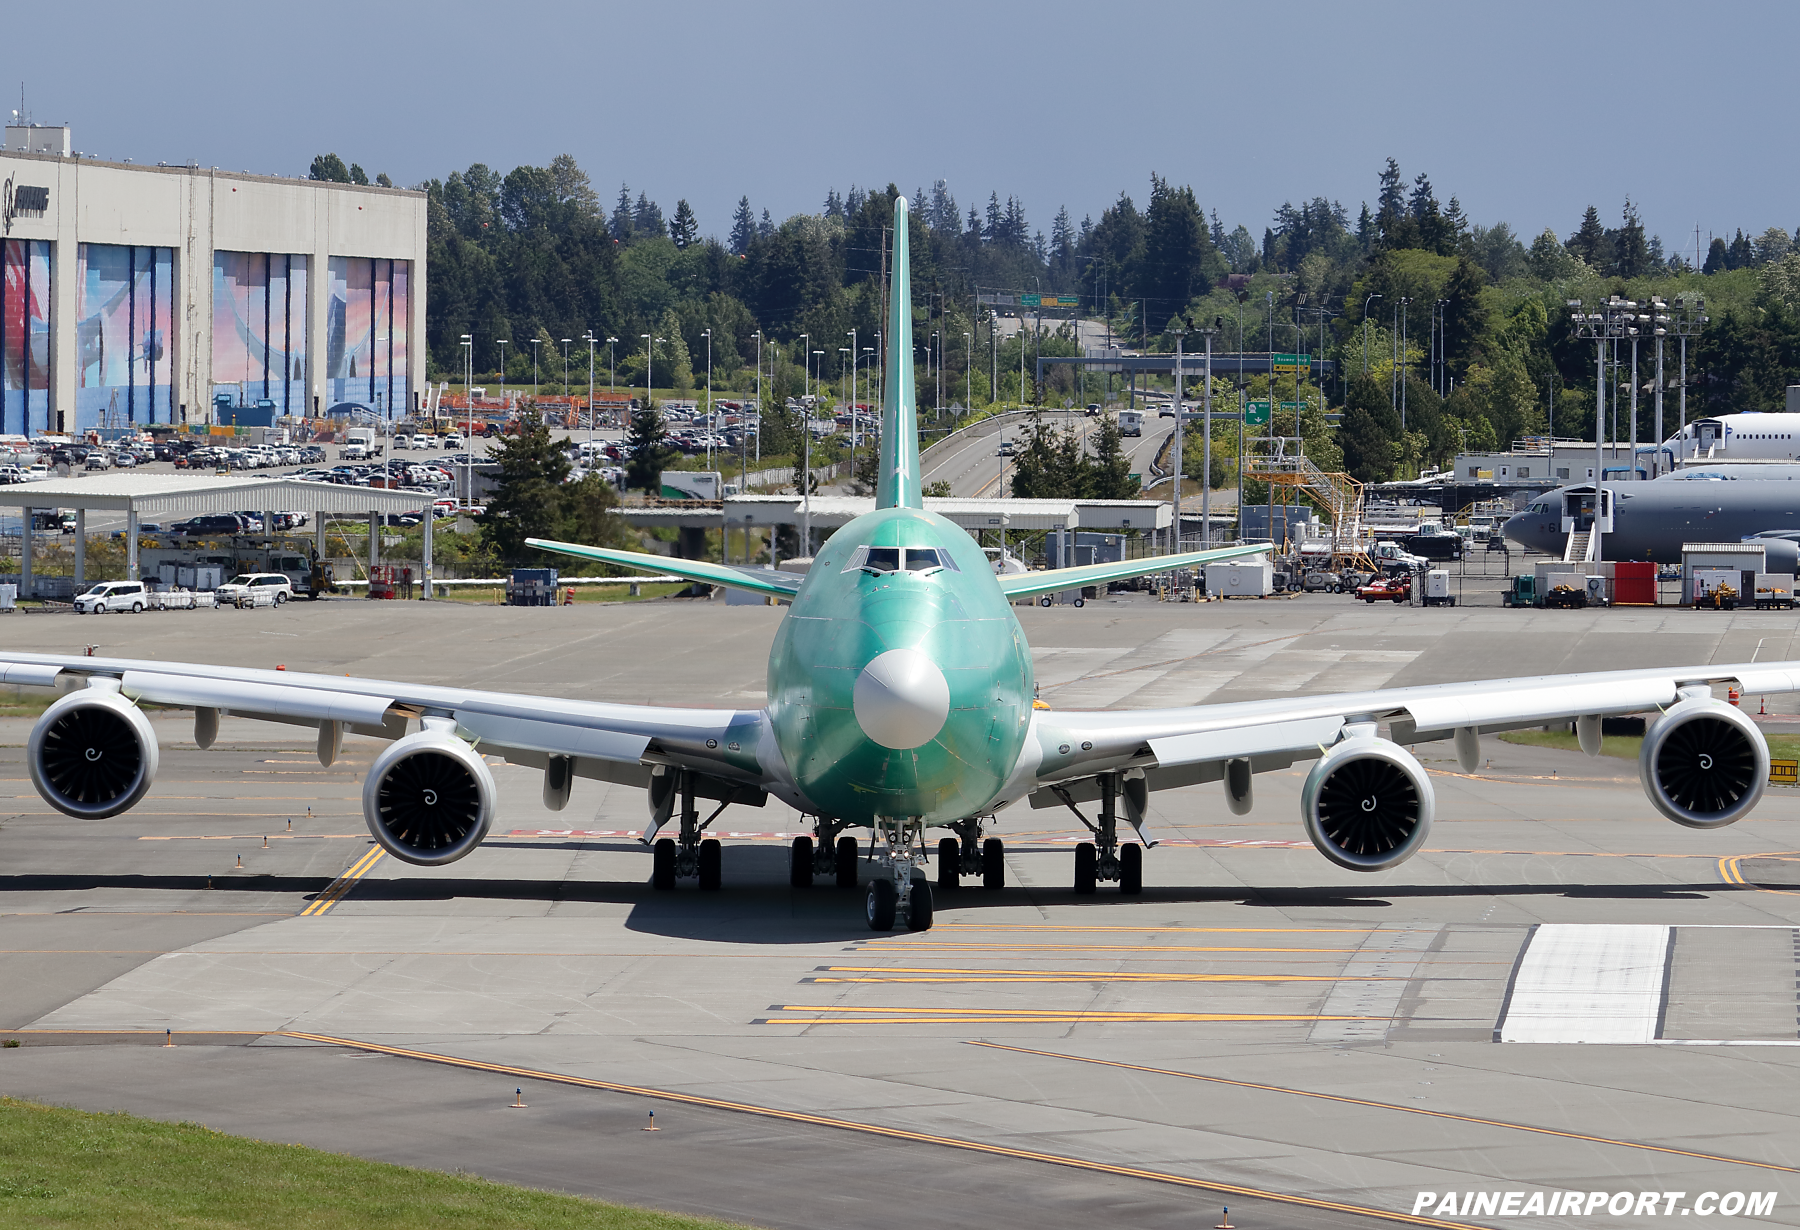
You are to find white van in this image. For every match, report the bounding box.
[214,573,295,607]
[74,580,149,614]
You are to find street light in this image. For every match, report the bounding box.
[1168,316,1186,555]
[459,334,472,509]
[701,328,713,472]
[1362,294,1382,375]
[641,333,661,425]
[560,337,571,410]
[751,330,763,465]
[496,339,508,411]
[963,331,972,420]
[605,337,618,410]
[582,332,595,459]
[530,337,541,403]
[846,328,858,457]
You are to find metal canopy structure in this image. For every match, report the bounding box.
[0,475,441,598]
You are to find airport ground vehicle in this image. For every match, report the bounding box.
[7,196,1796,934]
[1421,570,1456,607]
[1357,575,1411,603]
[72,581,148,614]
[1503,575,1539,608]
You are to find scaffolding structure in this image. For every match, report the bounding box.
[1243,435,1367,558]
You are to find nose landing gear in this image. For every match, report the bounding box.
[863,816,933,932]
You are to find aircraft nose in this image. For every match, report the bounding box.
[853,648,951,749]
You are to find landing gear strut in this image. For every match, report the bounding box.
[864,815,933,932]
[650,769,725,891]
[1058,773,1141,895]
[933,819,1003,891]
[789,817,859,889]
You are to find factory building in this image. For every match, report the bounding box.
[1,123,425,436]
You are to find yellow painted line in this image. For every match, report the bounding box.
[846,950,1360,958]
[139,834,366,842]
[277,1031,1481,1230]
[809,967,1383,984]
[299,847,384,917]
[970,1042,1800,1176]
[1718,852,1800,896]
[928,925,1386,933]
[761,1005,1377,1024]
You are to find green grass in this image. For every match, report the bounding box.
[1498,729,1800,762]
[0,1096,750,1229]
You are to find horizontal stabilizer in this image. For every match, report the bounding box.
[526,538,802,598]
[997,543,1270,599]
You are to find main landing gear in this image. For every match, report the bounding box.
[935,819,1005,891]
[650,769,725,891]
[789,817,859,890]
[1054,772,1142,895]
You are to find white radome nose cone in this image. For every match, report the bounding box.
[853,648,951,749]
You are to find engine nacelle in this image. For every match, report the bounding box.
[1300,737,1434,871]
[1639,698,1767,829]
[28,688,159,819]
[362,729,496,865]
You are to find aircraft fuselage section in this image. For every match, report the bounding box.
[767,507,1033,824]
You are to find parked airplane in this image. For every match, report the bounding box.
[1671,413,1800,463]
[4,198,1795,931]
[1504,480,1800,571]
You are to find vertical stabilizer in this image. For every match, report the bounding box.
[878,196,921,509]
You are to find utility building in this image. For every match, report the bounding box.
[1,124,425,436]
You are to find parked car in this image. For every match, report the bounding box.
[214,573,295,606]
[73,580,149,614]
[84,452,112,470]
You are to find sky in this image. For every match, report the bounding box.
[13,0,1796,263]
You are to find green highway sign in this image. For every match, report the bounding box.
[1019,293,1079,308]
[1244,400,1272,426]
[1280,401,1304,411]
[1271,353,1311,372]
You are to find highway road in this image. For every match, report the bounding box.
[921,409,1174,498]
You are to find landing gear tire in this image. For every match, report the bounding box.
[698,838,722,891]
[1039,595,1053,607]
[982,837,1005,890]
[937,837,960,890]
[1073,598,1084,608]
[790,835,814,888]
[1074,842,1097,894]
[652,838,677,890]
[835,836,859,889]
[1120,842,1142,895]
[906,878,934,931]
[867,878,897,930]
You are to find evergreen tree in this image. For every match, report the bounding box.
[477,414,573,560]
[1139,174,1211,317]
[625,402,676,494]
[985,192,1003,242]
[1356,202,1375,251]
[824,189,843,218]
[1703,236,1728,275]
[670,199,698,249]
[375,172,394,188]
[1375,158,1406,245]
[561,474,628,551]
[348,163,370,186]
[729,197,754,255]
[309,153,351,183]
[660,309,693,391]
[1727,229,1755,270]
[610,184,634,242]
[633,192,666,239]
[1567,206,1608,268]
[846,185,867,215]
[1088,415,1140,498]
[758,208,774,238]
[1613,199,1650,279]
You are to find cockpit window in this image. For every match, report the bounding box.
[843,545,960,575]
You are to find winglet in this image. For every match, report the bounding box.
[879,196,921,510]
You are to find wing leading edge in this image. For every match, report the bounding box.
[525,538,802,598]
[997,542,1271,599]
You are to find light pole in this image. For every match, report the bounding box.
[752,330,762,465]
[530,337,541,404]
[1168,317,1186,555]
[1670,295,1706,461]
[560,339,570,433]
[1199,320,1218,548]
[606,337,618,413]
[583,332,595,458]
[1362,294,1381,375]
[1569,298,1639,548]
[963,331,972,418]
[460,334,472,509]
[496,339,508,412]
[702,328,713,473]
[846,328,858,455]
[641,333,659,422]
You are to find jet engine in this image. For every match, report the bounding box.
[362,727,496,865]
[1639,697,1767,829]
[27,687,159,819]
[1300,738,1434,871]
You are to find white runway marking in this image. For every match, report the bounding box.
[1497,924,1672,1044]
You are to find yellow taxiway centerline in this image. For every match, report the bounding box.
[277,1029,1486,1230]
[298,847,385,917]
[968,1042,1800,1175]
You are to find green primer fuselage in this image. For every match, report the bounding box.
[767,506,1033,825]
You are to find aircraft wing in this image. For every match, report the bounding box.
[1024,659,1800,807]
[996,542,1271,599]
[526,538,803,598]
[0,649,774,802]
